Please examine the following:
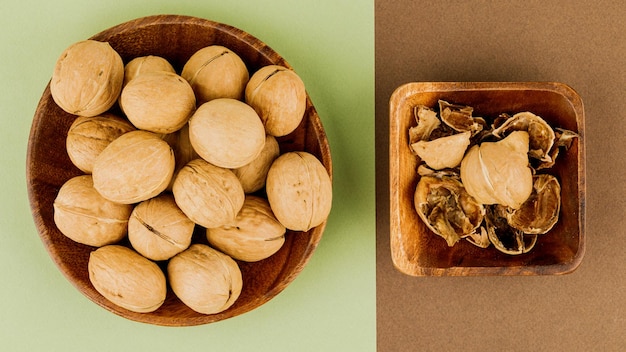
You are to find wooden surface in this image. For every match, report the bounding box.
[389,82,585,276]
[26,14,332,326]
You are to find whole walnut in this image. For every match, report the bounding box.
[245,65,306,137]
[266,151,332,231]
[53,175,132,247]
[50,40,124,117]
[88,245,167,313]
[92,130,175,204]
[172,158,245,228]
[189,98,266,169]
[65,113,136,173]
[120,71,196,134]
[161,124,199,191]
[207,195,286,262]
[168,244,243,314]
[232,134,280,193]
[128,194,195,261]
[181,45,249,104]
[123,55,175,87]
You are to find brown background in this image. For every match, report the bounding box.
[375,1,626,351]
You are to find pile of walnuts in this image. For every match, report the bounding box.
[50,40,332,314]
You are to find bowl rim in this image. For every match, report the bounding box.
[389,81,586,276]
[26,14,332,325]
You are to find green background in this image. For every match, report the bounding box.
[1,1,375,351]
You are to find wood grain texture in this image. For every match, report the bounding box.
[389,82,585,276]
[26,15,332,326]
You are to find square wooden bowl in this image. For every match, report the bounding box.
[389,82,585,276]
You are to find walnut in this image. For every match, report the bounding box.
[245,65,306,137]
[207,195,286,262]
[188,98,266,169]
[123,55,175,87]
[119,71,196,134]
[53,175,132,247]
[232,134,280,193]
[50,40,124,117]
[128,194,195,261]
[181,45,249,104]
[167,244,242,314]
[172,158,245,228]
[92,130,175,204]
[88,245,166,313]
[266,151,332,231]
[65,113,136,173]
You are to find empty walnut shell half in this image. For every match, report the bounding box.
[485,205,538,255]
[408,105,441,143]
[438,100,484,136]
[492,111,556,163]
[414,175,485,247]
[505,174,561,235]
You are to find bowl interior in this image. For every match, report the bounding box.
[389,82,585,276]
[26,15,331,326]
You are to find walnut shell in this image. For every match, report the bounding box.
[167,244,242,314]
[189,98,266,169]
[92,130,175,204]
[181,45,249,104]
[53,175,132,247]
[232,134,280,193]
[128,194,195,261]
[414,174,485,247]
[65,113,136,173]
[207,195,286,262]
[50,40,124,117]
[245,65,306,137]
[120,71,196,134]
[88,245,167,313]
[266,151,332,231]
[123,55,175,87]
[172,158,245,228]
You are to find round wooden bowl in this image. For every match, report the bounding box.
[26,15,331,326]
